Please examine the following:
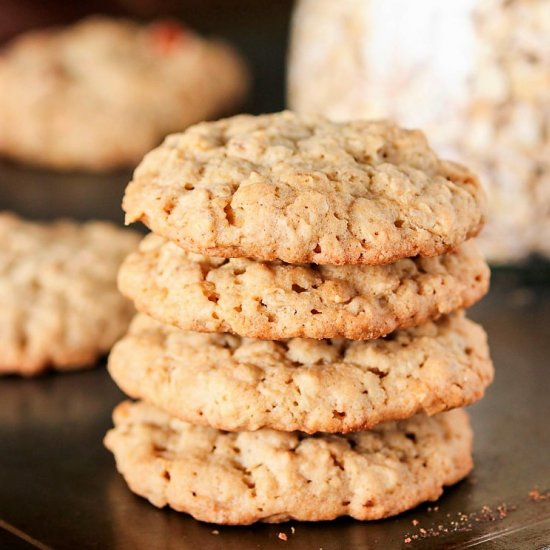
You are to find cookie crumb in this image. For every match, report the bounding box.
[529,488,550,502]
[278,532,288,541]
[406,503,516,541]
[211,530,219,535]
[497,504,509,519]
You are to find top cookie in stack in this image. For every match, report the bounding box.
[123,111,485,266]
[106,111,492,525]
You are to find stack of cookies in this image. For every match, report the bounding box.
[105,111,494,524]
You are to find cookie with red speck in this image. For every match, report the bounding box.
[0,16,249,171]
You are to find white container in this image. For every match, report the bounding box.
[288,0,550,263]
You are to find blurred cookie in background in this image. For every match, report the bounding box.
[288,0,550,264]
[0,212,139,376]
[0,16,250,171]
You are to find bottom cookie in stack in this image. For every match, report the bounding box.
[104,311,493,524]
[105,401,472,525]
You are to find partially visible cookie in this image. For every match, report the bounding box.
[123,111,486,265]
[0,212,139,375]
[0,17,249,171]
[109,312,493,433]
[105,401,473,524]
[118,234,489,340]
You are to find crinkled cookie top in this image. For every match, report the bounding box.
[124,111,486,264]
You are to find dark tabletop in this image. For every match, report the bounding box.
[1,272,549,550]
[1,2,550,548]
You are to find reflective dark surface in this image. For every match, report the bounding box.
[1,278,550,549]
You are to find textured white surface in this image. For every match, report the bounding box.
[289,0,550,262]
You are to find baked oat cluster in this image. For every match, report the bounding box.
[0,212,139,375]
[104,111,493,524]
[0,16,249,171]
[288,0,550,263]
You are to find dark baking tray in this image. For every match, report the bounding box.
[1,267,550,550]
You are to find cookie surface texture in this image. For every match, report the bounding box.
[118,234,489,340]
[123,111,486,264]
[109,312,493,433]
[104,401,473,524]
